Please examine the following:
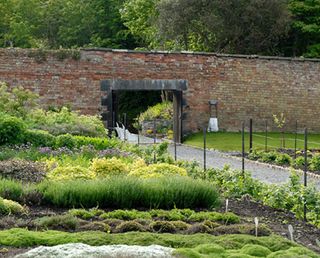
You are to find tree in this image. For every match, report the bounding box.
[156,0,291,55]
[288,0,320,57]
[120,0,159,49]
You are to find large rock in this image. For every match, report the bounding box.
[15,243,175,258]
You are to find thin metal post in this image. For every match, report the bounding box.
[304,128,308,222]
[294,120,298,160]
[242,122,245,176]
[174,138,177,161]
[137,124,140,146]
[203,127,207,171]
[153,119,156,163]
[265,120,268,152]
[249,119,253,152]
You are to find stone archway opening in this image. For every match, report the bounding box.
[100,79,188,143]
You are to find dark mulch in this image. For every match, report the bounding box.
[222,197,320,254]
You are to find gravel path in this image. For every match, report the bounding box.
[167,144,320,190]
[127,135,320,189]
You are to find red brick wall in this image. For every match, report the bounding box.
[1,48,320,133]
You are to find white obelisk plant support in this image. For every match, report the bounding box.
[225,199,229,213]
[288,225,294,242]
[254,217,259,237]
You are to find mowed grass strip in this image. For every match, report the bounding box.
[184,132,320,152]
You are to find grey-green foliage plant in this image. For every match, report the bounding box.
[26,107,107,138]
[0,82,38,119]
[37,176,221,209]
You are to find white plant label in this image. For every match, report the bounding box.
[254,217,259,237]
[225,199,229,213]
[288,224,294,242]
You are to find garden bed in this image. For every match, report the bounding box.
[0,86,320,257]
[0,201,319,257]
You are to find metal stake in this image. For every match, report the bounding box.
[304,128,308,221]
[294,120,298,160]
[242,122,245,176]
[249,119,253,152]
[153,119,156,163]
[174,139,177,161]
[203,127,207,171]
[265,120,268,152]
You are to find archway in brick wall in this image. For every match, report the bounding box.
[100,79,188,143]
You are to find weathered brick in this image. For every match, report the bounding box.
[0,48,319,133]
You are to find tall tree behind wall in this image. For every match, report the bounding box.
[155,0,291,55]
[0,0,137,49]
[288,0,320,58]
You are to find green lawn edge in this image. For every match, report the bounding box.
[184,132,320,151]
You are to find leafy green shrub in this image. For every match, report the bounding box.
[247,149,263,160]
[23,129,56,147]
[260,151,277,163]
[79,222,110,232]
[275,153,292,166]
[171,221,190,231]
[47,166,94,180]
[0,83,38,119]
[0,159,46,183]
[73,136,120,150]
[0,115,26,145]
[0,197,25,215]
[26,107,106,137]
[293,156,306,169]
[100,210,152,220]
[136,102,173,125]
[115,221,146,233]
[204,166,266,199]
[149,221,176,233]
[55,134,77,149]
[129,163,187,178]
[37,176,220,209]
[310,154,320,171]
[202,220,220,230]
[68,209,96,220]
[188,212,240,224]
[149,209,186,221]
[90,158,128,177]
[35,214,79,230]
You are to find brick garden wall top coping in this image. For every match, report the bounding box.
[1,47,320,63]
[81,48,320,63]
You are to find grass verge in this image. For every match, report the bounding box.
[184,132,320,151]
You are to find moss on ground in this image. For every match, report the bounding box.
[0,229,318,258]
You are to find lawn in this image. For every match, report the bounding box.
[183,132,320,152]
